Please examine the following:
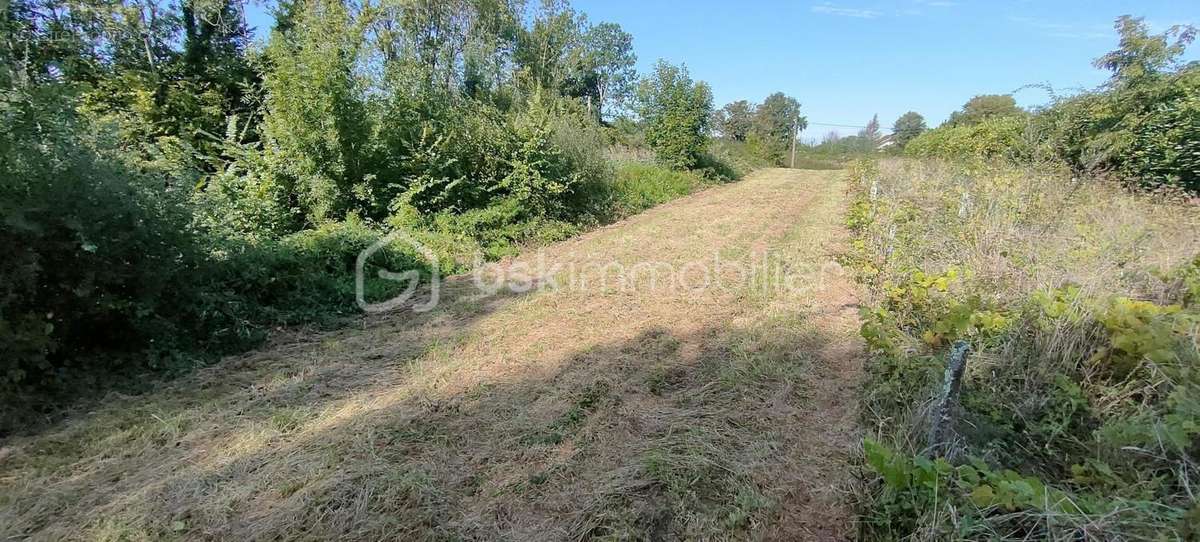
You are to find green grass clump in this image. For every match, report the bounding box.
[608,163,710,216]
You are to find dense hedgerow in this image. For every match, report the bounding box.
[1,88,201,388]
[1,84,735,418]
[845,159,1200,539]
[903,116,1030,162]
[906,17,1198,193]
[1035,64,1200,192]
[0,0,759,423]
[0,88,425,405]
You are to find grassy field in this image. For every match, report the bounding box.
[12,157,1191,540]
[0,169,866,540]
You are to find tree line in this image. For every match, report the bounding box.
[0,0,746,410]
[762,15,1196,191]
[905,16,1198,193]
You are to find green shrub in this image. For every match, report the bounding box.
[706,139,772,177]
[193,138,301,238]
[198,219,428,334]
[0,88,423,405]
[901,18,1199,193]
[636,61,714,170]
[904,116,1030,162]
[1034,67,1200,192]
[607,162,706,216]
[0,88,203,389]
[257,0,374,227]
[1123,78,1200,191]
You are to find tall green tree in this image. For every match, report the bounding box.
[576,22,635,119]
[459,0,523,101]
[891,111,926,148]
[259,0,371,227]
[715,99,754,141]
[181,0,251,79]
[1094,15,1196,86]
[57,0,261,184]
[368,0,520,96]
[945,94,1023,127]
[748,92,804,163]
[514,0,584,92]
[636,60,713,169]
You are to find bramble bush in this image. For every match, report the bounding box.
[1,88,202,390]
[1036,64,1200,192]
[904,116,1030,163]
[0,89,425,408]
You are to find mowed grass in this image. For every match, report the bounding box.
[0,169,863,540]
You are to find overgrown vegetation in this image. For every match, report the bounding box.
[849,17,1200,540]
[907,16,1199,193]
[846,156,1200,538]
[905,116,1029,162]
[0,0,758,425]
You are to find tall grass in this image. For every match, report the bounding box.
[606,163,714,217]
[845,158,1200,539]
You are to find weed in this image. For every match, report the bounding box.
[847,158,1200,539]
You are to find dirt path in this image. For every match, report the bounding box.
[0,168,864,540]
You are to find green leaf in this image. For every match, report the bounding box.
[970,484,996,508]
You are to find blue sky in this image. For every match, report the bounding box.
[244,1,1197,140]
[573,0,1196,140]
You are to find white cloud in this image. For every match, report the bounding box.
[811,3,884,19]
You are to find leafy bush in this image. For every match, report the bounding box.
[1123,75,1200,191]
[636,61,714,169]
[904,116,1030,162]
[705,139,772,177]
[1037,65,1200,192]
[256,0,374,227]
[0,87,421,400]
[943,94,1024,127]
[198,219,427,334]
[1,88,203,390]
[606,163,708,216]
[922,17,1199,193]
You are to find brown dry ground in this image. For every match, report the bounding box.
[0,168,864,541]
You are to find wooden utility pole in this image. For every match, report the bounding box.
[789,119,798,168]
